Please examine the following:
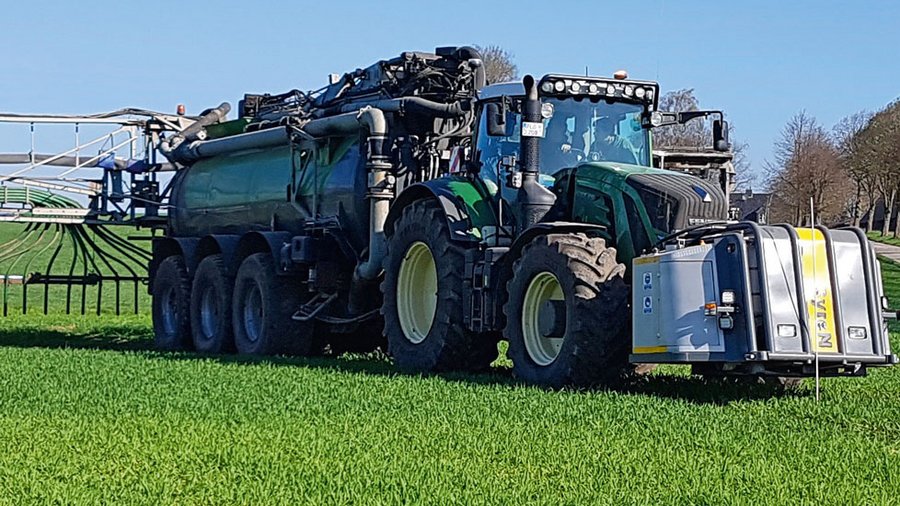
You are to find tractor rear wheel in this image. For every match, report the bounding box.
[152,255,192,351]
[190,254,234,354]
[382,199,497,373]
[504,233,631,388]
[232,253,316,356]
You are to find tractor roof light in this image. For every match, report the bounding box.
[537,75,660,106]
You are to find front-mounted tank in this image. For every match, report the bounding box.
[631,223,897,376]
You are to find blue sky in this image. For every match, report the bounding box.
[1,0,898,186]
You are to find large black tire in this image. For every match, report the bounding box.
[152,255,192,351]
[504,233,630,388]
[381,199,497,373]
[232,253,315,356]
[190,254,235,354]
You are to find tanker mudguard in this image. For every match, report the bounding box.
[235,231,293,272]
[196,235,241,275]
[149,236,199,292]
[386,177,497,243]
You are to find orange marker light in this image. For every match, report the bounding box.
[176,104,185,116]
[613,70,628,80]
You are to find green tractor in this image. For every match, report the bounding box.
[381,73,729,386]
[381,74,895,387]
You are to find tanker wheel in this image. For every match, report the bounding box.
[152,255,192,351]
[504,233,631,388]
[189,254,234,354]
[382,199,497,373]
[232,253,316,356]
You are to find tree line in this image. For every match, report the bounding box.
[766,101,900,236]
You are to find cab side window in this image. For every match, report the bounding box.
[476,102,520,193]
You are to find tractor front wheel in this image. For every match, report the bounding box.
[504,233,631,388]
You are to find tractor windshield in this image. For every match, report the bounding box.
[476,97,650,190]
[541,98,649,170]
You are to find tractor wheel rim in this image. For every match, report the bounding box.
[199,285,217,341]
[160,285,178,336]
[522,271,565,366]
[396,241,437,344]
[243,284,263,343]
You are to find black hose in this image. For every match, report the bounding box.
[159,102,231,163]
[334,97,472,118]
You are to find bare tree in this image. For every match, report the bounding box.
[766,111,851,225]
[653,89,710,149]
[654,88,752,187]
[473,45,518,84]
[856,100,900,236]
[833,110,875,228]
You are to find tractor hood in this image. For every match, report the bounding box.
[568,161,728,233]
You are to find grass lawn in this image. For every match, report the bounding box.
[868,231,900,248]
[0,232,897,503]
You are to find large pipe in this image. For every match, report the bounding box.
[173,127,290,162]
[350,107,391,283]
[160,105,389,163]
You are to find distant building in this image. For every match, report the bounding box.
[731,190,772,224]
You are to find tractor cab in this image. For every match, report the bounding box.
[471,74,731,262]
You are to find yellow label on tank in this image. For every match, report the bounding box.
[796,228,838,353]
[632,345,667,354]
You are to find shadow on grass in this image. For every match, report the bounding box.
[0,322,804,405]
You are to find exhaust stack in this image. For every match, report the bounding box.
[516,75,556,229]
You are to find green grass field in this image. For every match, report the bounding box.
[869,231,900,248]
[0,225,898,503]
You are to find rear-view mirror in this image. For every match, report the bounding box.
[713,119,731,152]
[486,102,508,136]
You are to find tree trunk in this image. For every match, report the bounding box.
[862,205,874,232]
[895,198,900,238]
[852,184,862,227]
[883,187,897,236]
